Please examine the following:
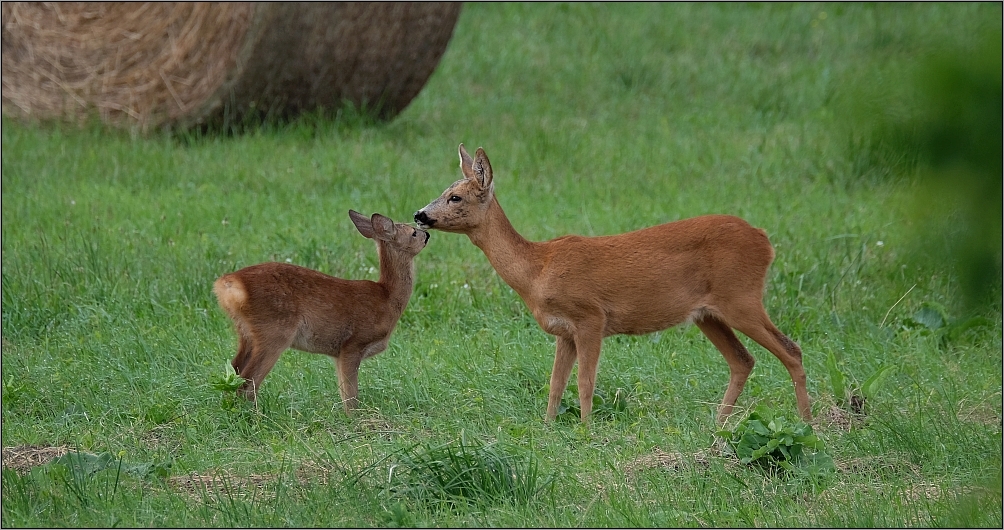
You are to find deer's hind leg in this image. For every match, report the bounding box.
[727,306,812,421]
[696,316,756,424]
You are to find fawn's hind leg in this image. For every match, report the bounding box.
[231,327,254,376]
[237,331,295,401]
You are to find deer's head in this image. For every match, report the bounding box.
[414,144,495,233]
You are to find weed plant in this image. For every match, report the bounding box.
[2,3,1001,527]
[377,437,554,513]
[716,406,834,480]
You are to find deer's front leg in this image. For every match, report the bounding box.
[546,336,577,421]
[573,320,605,423]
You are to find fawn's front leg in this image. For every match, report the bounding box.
[336,353,363,413]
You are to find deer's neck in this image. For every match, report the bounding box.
[466,198,542,298]
[377,246,415,316]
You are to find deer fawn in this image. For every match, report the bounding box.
[414,145,811,424]
[213,210,429,412]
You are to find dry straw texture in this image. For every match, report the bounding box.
[1,2,462,133]
[2,445,70,475]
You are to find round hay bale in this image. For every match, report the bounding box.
[1,2,463,132]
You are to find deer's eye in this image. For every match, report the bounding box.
[448,195,462,203]
[411,231,417,237]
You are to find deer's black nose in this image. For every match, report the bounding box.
[414,211,434,227]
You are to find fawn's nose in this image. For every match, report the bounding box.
[414,210,434,227]
[423,231,430,244]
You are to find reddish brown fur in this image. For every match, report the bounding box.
[213,211,429,412]
[415,145,811,423]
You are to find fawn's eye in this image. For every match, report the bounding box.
[448,195,462,203]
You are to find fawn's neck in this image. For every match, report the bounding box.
[466,197,543,299]
[376,246,416,315]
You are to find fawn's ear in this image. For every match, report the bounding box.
[349,210,375,239]
[459,144,493,191]
[369,213,396,241]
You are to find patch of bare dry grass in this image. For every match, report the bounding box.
[1,445,69,474]
[622,447,715,475]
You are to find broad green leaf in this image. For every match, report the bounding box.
[944,316,993,344]
[749,420,771,436]
[48,451,117,476]
[826,351,847,402]
[912,303,947,330]
[209,361,246,392]
[862,365,896,399]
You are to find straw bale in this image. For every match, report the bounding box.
[1,2,462,132]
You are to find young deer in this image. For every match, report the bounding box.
[415,145,811,424]
[213,210,429,412]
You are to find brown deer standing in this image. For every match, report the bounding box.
[213,210,429,412]
[414,145,811,424]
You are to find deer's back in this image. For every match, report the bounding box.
[532,215,775,335]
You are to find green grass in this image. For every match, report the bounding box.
[2,3,1001,527]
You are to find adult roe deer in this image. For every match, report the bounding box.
[414,144,811,424]
[213,210,429,412]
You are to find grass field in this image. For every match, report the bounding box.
[2,3,1001,527]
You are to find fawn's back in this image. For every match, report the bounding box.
[214,262,396,356]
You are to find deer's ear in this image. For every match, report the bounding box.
[370,213,396,241]
[459,143,477,182]
[473,147,493,190]
[349,210,375,239]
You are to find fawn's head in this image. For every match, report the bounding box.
[349,210,429,257]
[414,144,495,233]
